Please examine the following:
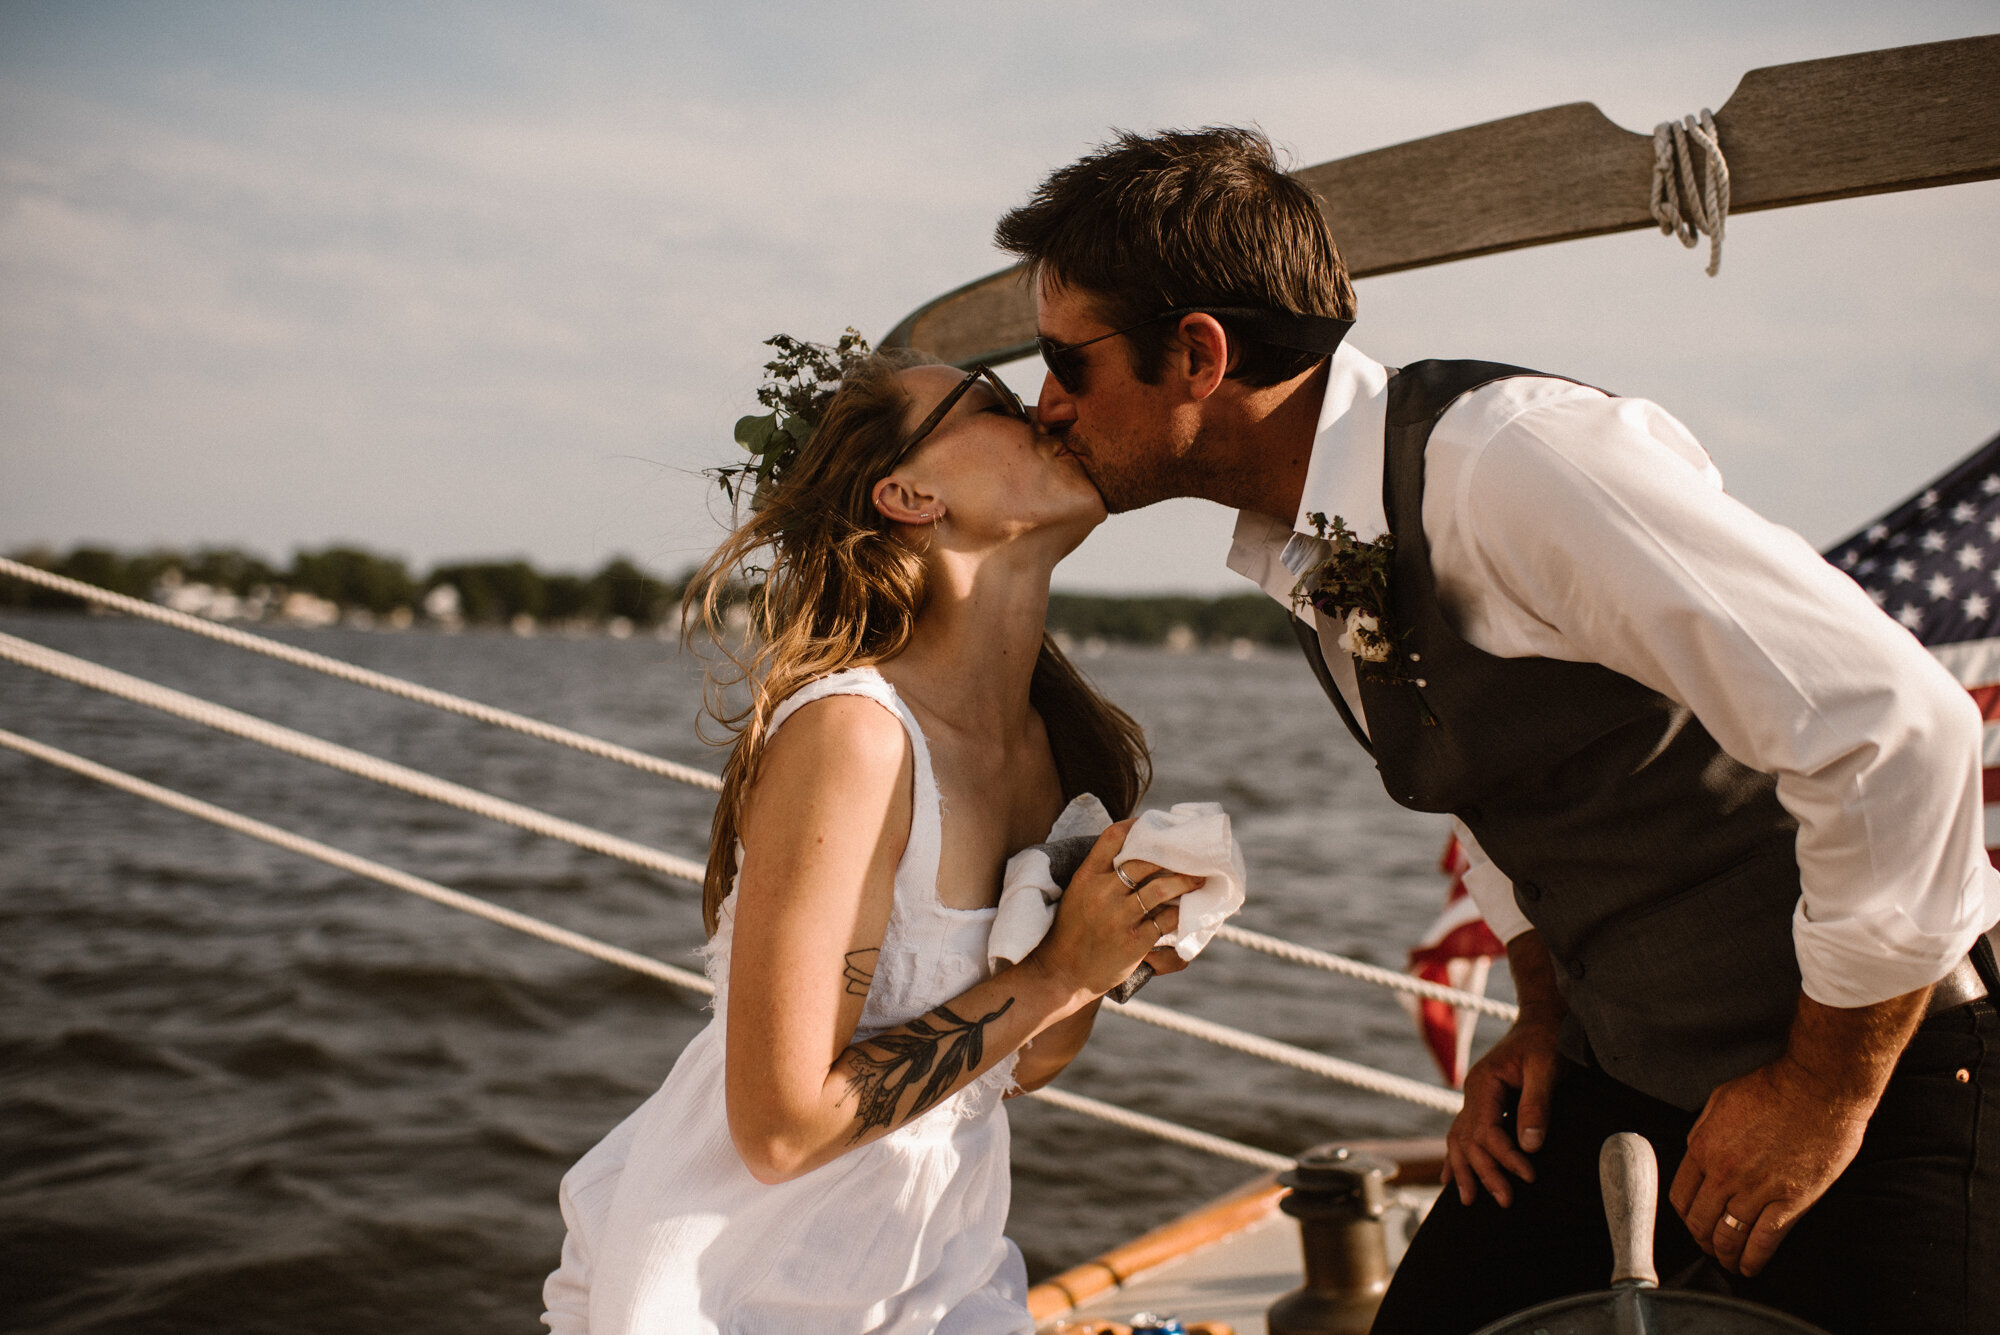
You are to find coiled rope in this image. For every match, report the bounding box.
[1650,109,1730,276]
[0,631,708,885]
[0,557,722,792]
[0,725,1297,1170]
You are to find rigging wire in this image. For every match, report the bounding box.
[0,619,1508,1019]
[0,725,1305,1169]
[0,557,723,792]
[0,631,708,885]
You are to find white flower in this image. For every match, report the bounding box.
[1337,608,1392,663]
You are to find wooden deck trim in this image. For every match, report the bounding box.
[881,34,2000,368]
[1025,1137,1446,1322]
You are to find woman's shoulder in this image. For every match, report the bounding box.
[762,669,912,778]
[742,676,915,855]
[764,667,908,739]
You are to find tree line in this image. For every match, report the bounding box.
[1,544,1298,646]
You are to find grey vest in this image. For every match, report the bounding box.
[1296,359,1803,1111]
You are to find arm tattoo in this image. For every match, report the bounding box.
[842,998,1016,1141]
[842,948,878,998]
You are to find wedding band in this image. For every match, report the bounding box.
[1134,888,1155,915]
[1114,863,1140,891]
[1721,1212,1746,1232]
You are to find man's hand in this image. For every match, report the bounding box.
[1443,1010,1565,1206]
[1668,985,1929,1277]
[1442,931,1569,1207]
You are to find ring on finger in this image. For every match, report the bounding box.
[1720,1212,1747,1232]
[1114,863,1140,891]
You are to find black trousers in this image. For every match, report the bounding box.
[1371,999,1999,1335]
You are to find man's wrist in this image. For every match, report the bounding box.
[1771,987,1930,1115]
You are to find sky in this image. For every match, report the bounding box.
[2,1,1995,592]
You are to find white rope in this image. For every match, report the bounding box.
[1114,998,1463,1114]
[0,559,1515,1029]
[0,631,708,885]
[1214,923,1517,1021]
[0,625,1508,1044]
[1650,109,1730,276]
[0,726,1305,1172]
[0,557,722,792]
[0,726,715,994]
[1023,1086,1292,1172]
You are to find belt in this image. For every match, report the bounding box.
[1925,935,1994,1017]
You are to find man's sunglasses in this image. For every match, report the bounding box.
[1036,306,1357,394]
[896,365,1029,462]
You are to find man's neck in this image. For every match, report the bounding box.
[1196,358,1328,522]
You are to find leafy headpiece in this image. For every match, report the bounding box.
[715,328,873,510]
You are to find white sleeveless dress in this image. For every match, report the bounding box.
[542,668,1031,1335]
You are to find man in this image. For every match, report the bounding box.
[995,127,1999,1334]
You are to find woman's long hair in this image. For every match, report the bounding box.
[683,352,1150,934]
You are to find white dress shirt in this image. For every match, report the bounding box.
[1227,342,2000,1008]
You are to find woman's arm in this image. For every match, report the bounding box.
[1008,928,1193,1094]
[723,697,1190,1183]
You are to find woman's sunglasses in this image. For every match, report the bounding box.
[896,365,1030,461]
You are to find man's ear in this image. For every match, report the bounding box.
[872,474,941,527]
[1173,313,1232,401]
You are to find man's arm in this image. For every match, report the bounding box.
[1442,929,1567,1206]
[1668,984,1930,1276]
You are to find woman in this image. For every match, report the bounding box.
[542,350,1202,1333]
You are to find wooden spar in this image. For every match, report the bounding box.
[880,33,2000,368]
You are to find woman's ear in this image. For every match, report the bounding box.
[872,474,942,528]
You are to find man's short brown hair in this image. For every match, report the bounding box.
[995,126,1355,388]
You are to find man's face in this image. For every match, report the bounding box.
[1031,277,1192,514]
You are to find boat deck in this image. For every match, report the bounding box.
[1031,1140,1442,1334]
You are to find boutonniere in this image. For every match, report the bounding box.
[1290,512,1427,699]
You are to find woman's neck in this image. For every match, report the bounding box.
[879,549,1051,740]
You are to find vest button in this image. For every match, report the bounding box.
[1408,652,1421,663]
[1519,880,1542,902]
[1567,958,1586,980]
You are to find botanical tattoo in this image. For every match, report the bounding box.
[842,948,879,998]
[842,998,1016,1141]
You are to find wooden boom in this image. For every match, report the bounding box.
[882,33,2000,367]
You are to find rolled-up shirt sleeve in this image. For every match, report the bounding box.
[1436,389,2000,1008]
[1451,817,1534,945]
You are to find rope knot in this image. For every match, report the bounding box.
[1650,109,1730,276]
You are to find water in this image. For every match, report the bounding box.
[0,614,1507,1333]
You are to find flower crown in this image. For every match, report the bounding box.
[714,329,873,510]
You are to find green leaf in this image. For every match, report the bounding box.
[734,413,778,453]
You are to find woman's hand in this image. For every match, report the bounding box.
[1028,819,1205,999]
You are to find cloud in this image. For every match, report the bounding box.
[1,2,1994,586]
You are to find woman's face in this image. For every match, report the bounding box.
[884,364,1105,553]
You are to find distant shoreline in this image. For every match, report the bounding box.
[2,544,1297,648]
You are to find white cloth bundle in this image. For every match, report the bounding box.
[986,794,1248,974]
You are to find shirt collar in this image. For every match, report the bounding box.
[1225,341,1392,607]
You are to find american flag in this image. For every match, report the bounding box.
[1823,429,2000,866]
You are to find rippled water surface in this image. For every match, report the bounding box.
[0,614,1508,1332]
